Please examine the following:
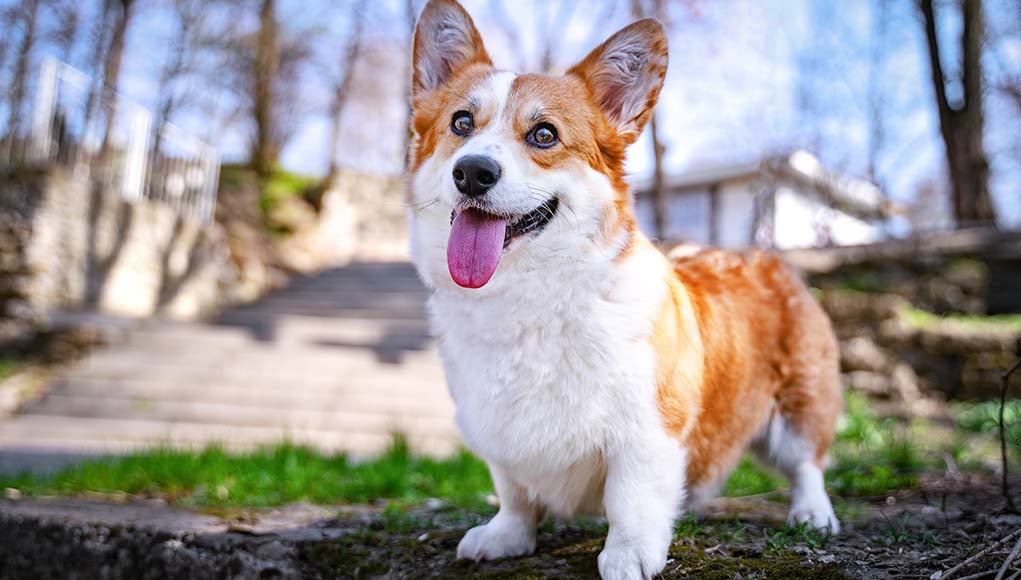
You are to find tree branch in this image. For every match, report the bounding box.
[1000,340,1020,514]
[919,0,952,122]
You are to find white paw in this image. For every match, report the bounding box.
[597,540,667,580]
[456,518,536,561]
[787,502,840,534]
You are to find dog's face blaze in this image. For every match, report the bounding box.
[409,0,668,290]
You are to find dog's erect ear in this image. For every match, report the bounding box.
[413,0,492,96]
[568,19,668,143]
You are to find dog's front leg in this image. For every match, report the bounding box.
[457,464,539,561]
[598,435,686,580]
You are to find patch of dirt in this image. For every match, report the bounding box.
[2,476,1020,579]
[302,475,1021,579]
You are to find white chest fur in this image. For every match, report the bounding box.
[427,243,668,516]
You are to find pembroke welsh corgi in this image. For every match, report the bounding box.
[407,1,843,578]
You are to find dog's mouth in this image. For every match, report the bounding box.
[447,197,559,289]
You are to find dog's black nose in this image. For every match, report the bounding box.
[452,155,501,197]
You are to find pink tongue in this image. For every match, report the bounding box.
[447,209,508,288]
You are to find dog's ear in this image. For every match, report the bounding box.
[413,0,492,96]
[568,19,668,143]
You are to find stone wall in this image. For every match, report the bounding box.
[1,167,242,325]
[782,229,1021,404]
[817,289,1020,404]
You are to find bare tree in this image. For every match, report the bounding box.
[212,0,313,179]
[488,0,577,74]
[4,0,41,145]
[631,0,668,240]
[402,0,422,169]
[865,0,889,190]
[101,0,136,96]
[487,0,526,72]
[537,0,577,73]
[251,0,279,179]
[919,0,997,228]
[152,0,220,145]
[48,0,82,65]
[325,0,367,185]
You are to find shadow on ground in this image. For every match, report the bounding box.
[215,261,433,365]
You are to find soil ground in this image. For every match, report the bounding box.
[3,474,1019,579]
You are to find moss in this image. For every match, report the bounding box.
[260,167,323,214]
[899,305,1021,331]
[661,546,849,579]
[301,522,849,580]
[217,163,250,191]
[0,357,20,380]
[836,270,885,294]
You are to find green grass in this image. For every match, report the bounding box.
[723,457,784,497]
[827,392,925,496]
[723,392,928,499]
[260,167,322,214]
[899,305,1021,331]
[0,436,493,510]
[0,393,937,508]
[764,523,828,554]
[952,399,1021,462]
[0,357,19,380]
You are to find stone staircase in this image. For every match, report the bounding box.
[0,262,458,474]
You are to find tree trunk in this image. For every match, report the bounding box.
[648,112,667,240]
[252,0,279,180]
[630,0,669,240]
[5,0,41,147]
[403,0,418,170]
[102,0,134,98]
[326,0,366,185]
[920,0,996,229]
[98,0,136,160]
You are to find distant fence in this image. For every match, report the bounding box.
[2,58,219,224]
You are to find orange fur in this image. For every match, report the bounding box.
[649,247,842,488]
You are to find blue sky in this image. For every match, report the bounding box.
[12,0,1021,227]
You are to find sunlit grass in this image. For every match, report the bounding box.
[899,305,1021,331]
[724,392,929,498]
[0,436,493,510]
[4,392,1008,508]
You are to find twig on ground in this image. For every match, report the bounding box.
[1000,342,1020,514]
[995,535,1021,580]
[956,569,999,580]
[933,528,1021,580]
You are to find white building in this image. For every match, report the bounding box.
[632,150,895,250]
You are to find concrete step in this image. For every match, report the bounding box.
[41,381,455,417]
[0,416,458,457]
[49,374,451,400]
[72,347,444,382]
[0,262,459,473]
[22,394,457,436]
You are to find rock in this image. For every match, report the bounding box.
[844,371,894,399]
[841,337,892,373]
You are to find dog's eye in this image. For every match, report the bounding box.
[451,111,474,136]
[527,123,559,148]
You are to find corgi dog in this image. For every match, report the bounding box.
[407,1,843,578]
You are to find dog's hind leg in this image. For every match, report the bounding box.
[751,408,839,532]
[752,319,843,533]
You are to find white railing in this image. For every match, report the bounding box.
[5,58,219,224]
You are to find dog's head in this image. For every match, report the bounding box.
[408,0,667,290]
